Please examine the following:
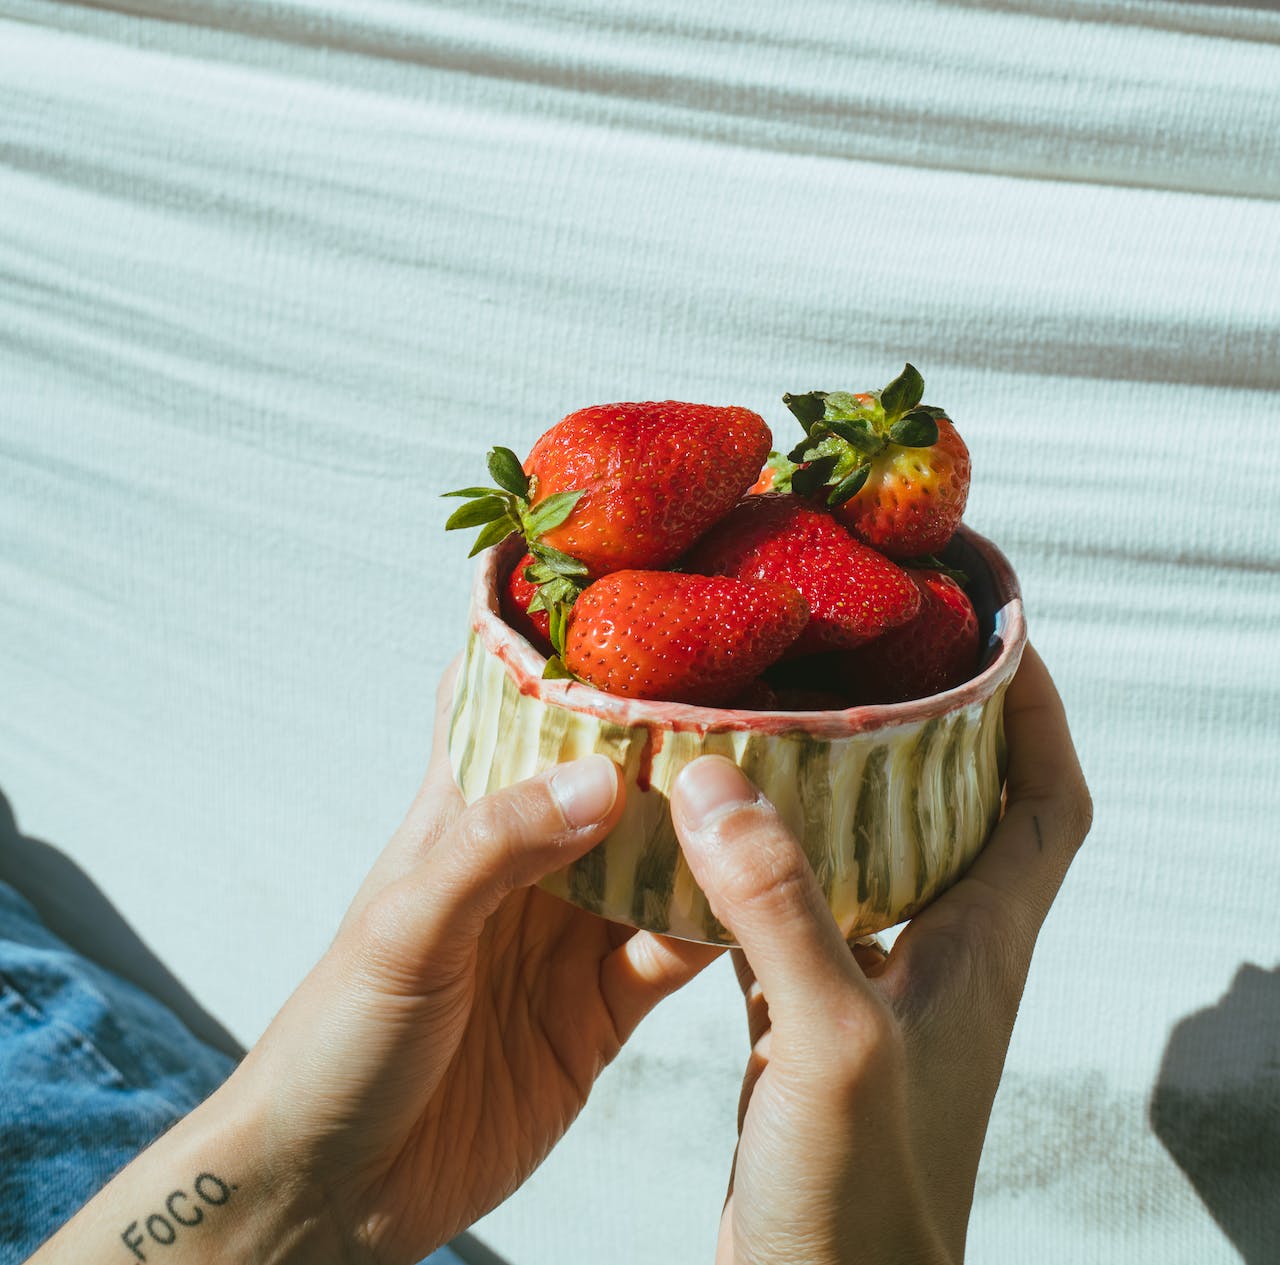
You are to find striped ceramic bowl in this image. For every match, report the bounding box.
[449,527,1025,945]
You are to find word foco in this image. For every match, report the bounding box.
[121,1172,236,1261]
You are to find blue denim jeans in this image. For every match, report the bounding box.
[0,878,464,1264]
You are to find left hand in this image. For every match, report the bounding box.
[29,661,718,1265]
[228,661,719,1261]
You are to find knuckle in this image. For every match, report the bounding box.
[1066,779,1094,848]
[457,797,511,856]
[453,797,523,889]
[711,828,813,917]
[826,1002,904,1091]
[345,885,414,974]
[900,883,1025,1004]
[452,778,562,891]
[961,897,1035,1014]
[972,891,1037,984]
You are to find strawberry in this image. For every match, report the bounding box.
[683,494,921,655]
[445,402,771,572]
[524,402,772,574]
[776,365,970,558]
[838,568,980,704]
[501,552,554,657]
[445,402,772,644]
[561,571,808,706]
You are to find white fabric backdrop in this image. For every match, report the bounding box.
[2,1,1278,1261]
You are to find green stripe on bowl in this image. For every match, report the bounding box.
[450,624,1015,947]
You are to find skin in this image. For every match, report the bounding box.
[29,666,718,1264]
[28,644,1088,1265]
[670,644,1092,1264]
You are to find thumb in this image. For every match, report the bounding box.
[671,756,878,1045]
[354,755,623,989]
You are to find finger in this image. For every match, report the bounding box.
[1004,643,1090,809]
[736,1032,772,1133]
[889,644,1092,982]
[961,642,1092,925]
[671,756,879,1039]
[417,653,466,800]
[357,754,624,988]
[396,655,467,846]
[599,931,722,1043]
[716,1192,736,1265]
[732,950,772,1048]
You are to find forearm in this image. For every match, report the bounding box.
[26,1078,344,1265]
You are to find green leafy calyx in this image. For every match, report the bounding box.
[780,364,945,507]
[541,655,578,682]
[443,446,591,641]
[904,554,969,586]
[523,543,589,656]
[759,450,798,493]
[443,446,585,557]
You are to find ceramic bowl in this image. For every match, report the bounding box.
[448,527,1025,944]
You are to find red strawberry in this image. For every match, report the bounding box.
[562,571,808,706]
[684,494,920,655]
[524,402,772,575]
[445,403,771,645]
[778,366,970,558]
[838,569,980,704]
[501,552,554,656]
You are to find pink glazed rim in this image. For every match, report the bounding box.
[470,526,1027,741]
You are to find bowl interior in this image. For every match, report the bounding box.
[938,529,1017,678]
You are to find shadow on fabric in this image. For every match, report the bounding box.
[0,787,244,1060]
[1149,963,1280,1264]
[1177,1,1280,10]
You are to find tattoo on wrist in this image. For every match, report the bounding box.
[120,1172,237,1261]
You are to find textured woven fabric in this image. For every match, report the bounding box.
[2,2,1278,1262]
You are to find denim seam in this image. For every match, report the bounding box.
[0,970,190,1117]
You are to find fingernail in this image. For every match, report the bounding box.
[550,755,618,829]
[676,757,757,833]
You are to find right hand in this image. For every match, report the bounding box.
[670,644,1092,1265]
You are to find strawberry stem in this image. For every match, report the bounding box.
[903,554,969,586]
[443,447,592,623]
[541,655,580,682]
[780,364,946,507]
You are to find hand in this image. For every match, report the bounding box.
[237,662,720,1261]
[30,662,718,1265]
[670,644,1092,1265]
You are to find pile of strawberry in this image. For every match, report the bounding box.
[445,365,980,710]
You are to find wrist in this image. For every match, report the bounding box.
[155,1074,356,1265]
[29,1070,358,1265]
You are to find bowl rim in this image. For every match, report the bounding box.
[468,526,1026,739]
